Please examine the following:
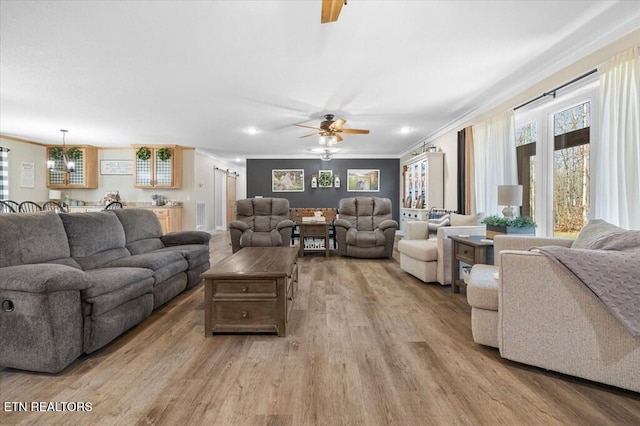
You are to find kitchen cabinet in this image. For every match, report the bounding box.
[133,145,183,189]
[151,207,182,234]
[46,146,98,189]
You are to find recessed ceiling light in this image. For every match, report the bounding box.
[399,127,412,134]
[246,127,259,135]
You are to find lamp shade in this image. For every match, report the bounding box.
[497,185,523,206]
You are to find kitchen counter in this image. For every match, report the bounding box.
[66,205,183,233]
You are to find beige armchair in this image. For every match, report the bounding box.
[398,214,485,284]
[229,198,294,253]
[334,197,398,258]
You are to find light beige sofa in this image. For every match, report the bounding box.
[398,214,485,285]
[467,233,640,393]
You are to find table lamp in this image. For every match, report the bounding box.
[497,185,523,218]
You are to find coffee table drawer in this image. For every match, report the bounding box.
[213,280,277,297]
[213,300,277,326]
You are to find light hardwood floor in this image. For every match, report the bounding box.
[2,232,639,425]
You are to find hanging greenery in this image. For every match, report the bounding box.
[136,146,151,161]
[66,147,82,160]
[318,171,333,187]
[157,147,172,161]
[49,147,63,160]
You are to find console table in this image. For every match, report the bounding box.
[202,247,298,336]
[449,235,494,294]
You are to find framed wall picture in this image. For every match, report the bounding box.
[272,169,305,192]
[347,169,380,192]
[318,170,333,188]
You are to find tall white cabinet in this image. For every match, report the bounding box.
[400,152,444,233]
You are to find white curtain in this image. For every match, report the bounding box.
[594,46,640,230]
[473,110,517,215]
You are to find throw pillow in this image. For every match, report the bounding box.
[572,219,623,249]
[450,212,484,226]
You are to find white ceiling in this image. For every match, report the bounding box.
[1,1,639,163]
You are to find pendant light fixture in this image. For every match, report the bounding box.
[47,129,76,173]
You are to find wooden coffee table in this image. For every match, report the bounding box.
[202,247,298,337]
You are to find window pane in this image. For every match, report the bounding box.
[515,122,537,147]
[554,102,590,136]
[553,102,590,238]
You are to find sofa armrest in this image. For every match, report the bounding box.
[378,219,398,231]
[229,221,249,232]
[276,219,295,231]
[161,231,211,246]
[333,218,353,230]
[0,264,92,293]
[493,235,573,255]
[436,225,487,285]
[405,221,429,240]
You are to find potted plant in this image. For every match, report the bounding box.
[481,215,537,239]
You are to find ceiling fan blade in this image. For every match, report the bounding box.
[295,124,323,130]
[299,133,318,138]
[336,134,344,142]
[321,0,343,24]
[329,118,346,130]
[340,129,370,134]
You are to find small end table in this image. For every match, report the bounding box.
[298,222,330,257]
[449,235,494,293]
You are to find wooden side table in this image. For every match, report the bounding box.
[298,222,330,257]
[449,235,494,293]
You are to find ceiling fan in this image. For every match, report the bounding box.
[321,0,347,24]
[296,114,370,143]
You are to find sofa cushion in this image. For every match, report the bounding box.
[450,212,484,226]
[0,212,72,268]
[572,219,623,249]
[240,230,283,248]
[103,251,188,286]
[345,228,386,247]
[60,211,130,270]
[397,239,438,262]
[155,244,209,268]
[235,198,290,233]
[113,209,166,254]
[83,268,154,317]
[339,197,392,232]
[83,267,154,298]
[466,264,499,311]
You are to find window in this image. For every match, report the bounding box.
[515,78,598,237]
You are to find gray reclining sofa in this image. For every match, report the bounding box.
[0,209,211,373]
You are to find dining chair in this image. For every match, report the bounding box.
[42,200,67,213]
[104,201,124,210]
[3,200,20,212]
[0,200,17,213]
[18,201,43,213]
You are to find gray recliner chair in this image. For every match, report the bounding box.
[229,198,294,253]
[334,197,398,258]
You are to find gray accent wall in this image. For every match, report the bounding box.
[246,158,400,222]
